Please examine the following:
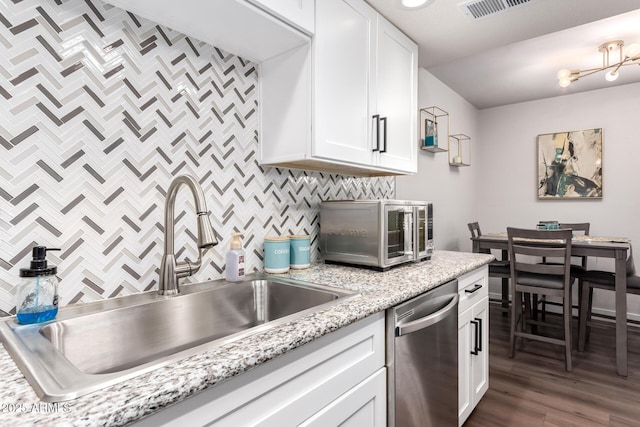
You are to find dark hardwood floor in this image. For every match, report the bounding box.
[464,302,640,427]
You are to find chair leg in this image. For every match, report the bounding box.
[564,292,573,372]
[501,278,509,317]
[524,293,532,318]
[578,282,589,352]
[587,287,594,338]
[509,290,520,358]
[524,293,533,334]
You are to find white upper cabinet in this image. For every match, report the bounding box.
[101,0,313,62]
[260,0,418,176]
[312,0,378,167]
[376,17,418,172]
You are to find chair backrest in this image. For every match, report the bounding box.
[627,244,636,277]
[558,222,590,236]
[468,222,481,238]
[507,227,573,285]
[468,222,491,254]
[553,222,590,267]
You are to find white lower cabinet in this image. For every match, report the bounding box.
[458,266,490,426]
[133,312,386,427]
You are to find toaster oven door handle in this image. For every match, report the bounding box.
[403,210,414,256]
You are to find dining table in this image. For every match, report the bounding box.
[471,232,631,376]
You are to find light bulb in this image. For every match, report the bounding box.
[396,0,434,8]
[402,0,427,6]
[605,70,619,81]
[557,69,571,80]
[558,78,572,88]
[625,43,640,59]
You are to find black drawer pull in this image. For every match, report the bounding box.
[465,284,483,294]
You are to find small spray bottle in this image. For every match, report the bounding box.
[225,233,245,282]
[16,246,61,324]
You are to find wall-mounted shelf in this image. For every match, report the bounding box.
[420,106,448,153]
[449,134,471,167]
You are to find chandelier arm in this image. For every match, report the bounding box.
[575,68,607,79]
[575,61,636,78]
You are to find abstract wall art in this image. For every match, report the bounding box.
[537,128,603,199]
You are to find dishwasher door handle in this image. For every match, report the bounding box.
[396,293,459,336]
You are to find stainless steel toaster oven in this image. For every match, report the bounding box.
[320,200,433,270]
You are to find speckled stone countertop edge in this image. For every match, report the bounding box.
[0,250,493,426]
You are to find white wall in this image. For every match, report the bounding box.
[396,69,479,252]
[477,82,640,317]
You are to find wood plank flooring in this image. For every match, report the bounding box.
[464,302,640,427]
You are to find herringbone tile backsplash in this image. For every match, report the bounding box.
[0,0,394,314]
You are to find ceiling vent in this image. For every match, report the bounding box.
[458,0,533,19]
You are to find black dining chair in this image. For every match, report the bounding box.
[508,227,575,371]
[578,244,640,352]
[468,222,510,275]
[468,222,511,310]
[536,222,590,320]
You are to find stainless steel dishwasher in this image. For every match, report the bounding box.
[386,279,459,427]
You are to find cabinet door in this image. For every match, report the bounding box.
[376,16,418,173]
[300,368,386,426]
[458,295,489,426]
[313,0,377,166]
[471,296,489,406]
[458,307,474,425]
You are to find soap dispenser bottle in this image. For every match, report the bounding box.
[225,233,245,282]
[16,246,61,324]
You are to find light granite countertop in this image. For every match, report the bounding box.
[0,250,492,426]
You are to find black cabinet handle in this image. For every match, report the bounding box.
[470,319,479,355]
[465,284,483,294]
[475,317,483,352]
[372,115,380,152]
[380,116,387,153]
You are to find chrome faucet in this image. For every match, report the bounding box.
[158,175,218,295]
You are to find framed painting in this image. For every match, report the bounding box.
[537,128,603,199]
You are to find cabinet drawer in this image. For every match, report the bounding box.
[458,266,488,314]
[300,367,386,426]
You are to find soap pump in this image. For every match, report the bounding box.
[225,233,245,282]
[16,246,61,324]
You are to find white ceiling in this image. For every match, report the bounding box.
[365,0,640,109]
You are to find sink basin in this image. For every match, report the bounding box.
[0,276,357,401]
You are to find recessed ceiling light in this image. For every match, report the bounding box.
[394,0,435,10]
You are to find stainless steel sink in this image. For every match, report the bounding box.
[0,276,357,401]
